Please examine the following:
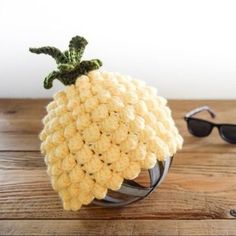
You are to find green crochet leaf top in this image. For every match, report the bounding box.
[29,36,102,89]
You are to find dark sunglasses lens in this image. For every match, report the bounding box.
[220,125,236,144]
[187,119,212,137]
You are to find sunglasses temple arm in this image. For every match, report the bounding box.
[185,106,216,119]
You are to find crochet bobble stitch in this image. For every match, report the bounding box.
[40,70,183,211]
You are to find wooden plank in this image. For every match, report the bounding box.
[0,99,236,235]
[0,152,45,170]
[0,135,39,151]
[1,219,236,236]
[0,99,48,120]
[0,151,236,219]
[0,99,236,152]
[0,99,46,151]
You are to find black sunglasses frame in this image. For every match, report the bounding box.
[184,106,236,144]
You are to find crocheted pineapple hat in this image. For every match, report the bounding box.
[30,36,183,211]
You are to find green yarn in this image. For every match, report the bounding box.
[29,47,68,64]
[69,36,88,64]
[29,36,102,89]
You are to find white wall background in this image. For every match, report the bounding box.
[0,0,236,99]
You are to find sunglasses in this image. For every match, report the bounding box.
[184,106,236,144]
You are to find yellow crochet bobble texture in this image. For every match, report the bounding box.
[40,70,183,211]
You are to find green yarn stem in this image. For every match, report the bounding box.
[69,36,88,64]
[44,71,62,89]
[29,47,68,64]
[29,36,102,89]
[57,63,75,72]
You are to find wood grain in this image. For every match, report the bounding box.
[1,220,236,236]
[0,152,236,220]
[0,99,236,152]
[0,99,236,235]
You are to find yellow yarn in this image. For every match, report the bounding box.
[40,70,183,211]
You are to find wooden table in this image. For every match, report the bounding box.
[0,99,236,235]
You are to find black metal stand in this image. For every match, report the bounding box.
[93,156,173,207]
